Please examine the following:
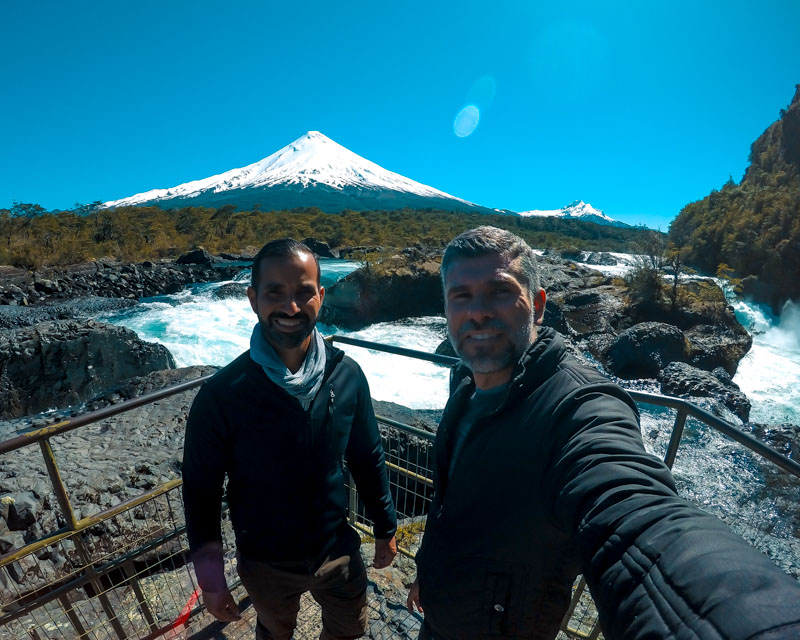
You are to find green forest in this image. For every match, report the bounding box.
[0,203,655,269]
[669,86,800,308]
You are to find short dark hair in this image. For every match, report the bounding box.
[441,226,540,297]
[250,238,321,290]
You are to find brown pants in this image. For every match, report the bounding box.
[237,552,368,640]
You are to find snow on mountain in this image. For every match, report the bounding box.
[103,131,479,210]
[518,200,627,227]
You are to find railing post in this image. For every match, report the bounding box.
[58,594,87,637]
[347,470,358,527]
[124,560,159,633]
[73,536,129,640]
[664,408,688,469]
[39,438,79,530]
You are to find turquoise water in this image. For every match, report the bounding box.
[101,259,452,410]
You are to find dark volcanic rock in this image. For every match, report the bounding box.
[318,254,442,330]
[213,282,248,300]
[176,248,214,265]
[303,237,338,259]
[0,259,243,307]
[685,324,753,376]
[748,422,800,463]
[435,338,457,358]
[658,361,751,421]
[0,297,136,329]
[0,320,175,420]
[607,322,690,379]
[7,492,41,531]
[584,252,618,266]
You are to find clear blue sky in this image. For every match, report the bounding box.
[2,1,798,229]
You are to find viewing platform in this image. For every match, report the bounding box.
[1,337,798,639]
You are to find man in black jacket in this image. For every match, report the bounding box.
[183,239,397,640]
[407,226,800,639]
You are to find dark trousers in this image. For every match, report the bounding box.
[237,552,368,640]
[418,621,434,639]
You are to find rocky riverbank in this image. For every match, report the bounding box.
[0,253,242,308]
[320,248,753,421]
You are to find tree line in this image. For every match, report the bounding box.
[0,203,658,270]
[668,90,800,307]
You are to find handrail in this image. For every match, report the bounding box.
[332,335,800,479]
[0,373,214,455]
[326,334,459,366]
[627,389,800,478]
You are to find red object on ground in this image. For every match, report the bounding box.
[171,588,201,629]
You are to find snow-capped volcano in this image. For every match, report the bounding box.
[518,200,628,227]
[104,131,489,213]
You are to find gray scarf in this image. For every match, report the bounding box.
[249,323,327,410]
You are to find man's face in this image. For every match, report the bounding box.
[246,252,325,352]
[444,253,545,381]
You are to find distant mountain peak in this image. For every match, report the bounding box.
[517,200,627,227]
[103,131,481,212]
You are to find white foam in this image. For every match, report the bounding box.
[734,300,800,424]
[331,317,450,410]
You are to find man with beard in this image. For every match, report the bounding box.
[183,239,397,640]
[407,227,800,639]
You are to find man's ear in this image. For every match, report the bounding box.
[246,286,258,314]
[532,288,547,326]
[319,286,325,305]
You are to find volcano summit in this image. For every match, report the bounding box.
[103,131,492,214]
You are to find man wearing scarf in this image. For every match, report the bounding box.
[183,239,397,640]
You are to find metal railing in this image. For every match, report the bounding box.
[0,336,797,640]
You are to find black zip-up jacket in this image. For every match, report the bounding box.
[182,341,396,590]
[416,328,800,639]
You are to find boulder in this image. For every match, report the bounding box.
[685,324,753,376]
[434,338,457,358]
[658,361,751,421]
[554,285,625,337]
[584,252,618,266]
[6,492,41,531]
[302,238,338,259]
[176,248,214,266]
[318,255,442,330]
[607,322,690,379]
[0,320,175,420]
[213,282,248,300]
[748,422,800,463]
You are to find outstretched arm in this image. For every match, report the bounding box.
[550,385,800,638]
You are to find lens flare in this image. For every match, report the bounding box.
[454,105,480,138]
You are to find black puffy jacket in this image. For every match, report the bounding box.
[183,341,396,590]
[416,328,800,639]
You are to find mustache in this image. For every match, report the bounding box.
[269,312,310,321]
[454,318,508,339]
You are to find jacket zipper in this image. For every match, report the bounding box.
[438,384,516,513]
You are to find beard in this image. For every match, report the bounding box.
[260,312,316,350]
[449,316,535,375]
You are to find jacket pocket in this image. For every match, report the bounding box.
[481,565,532,638]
